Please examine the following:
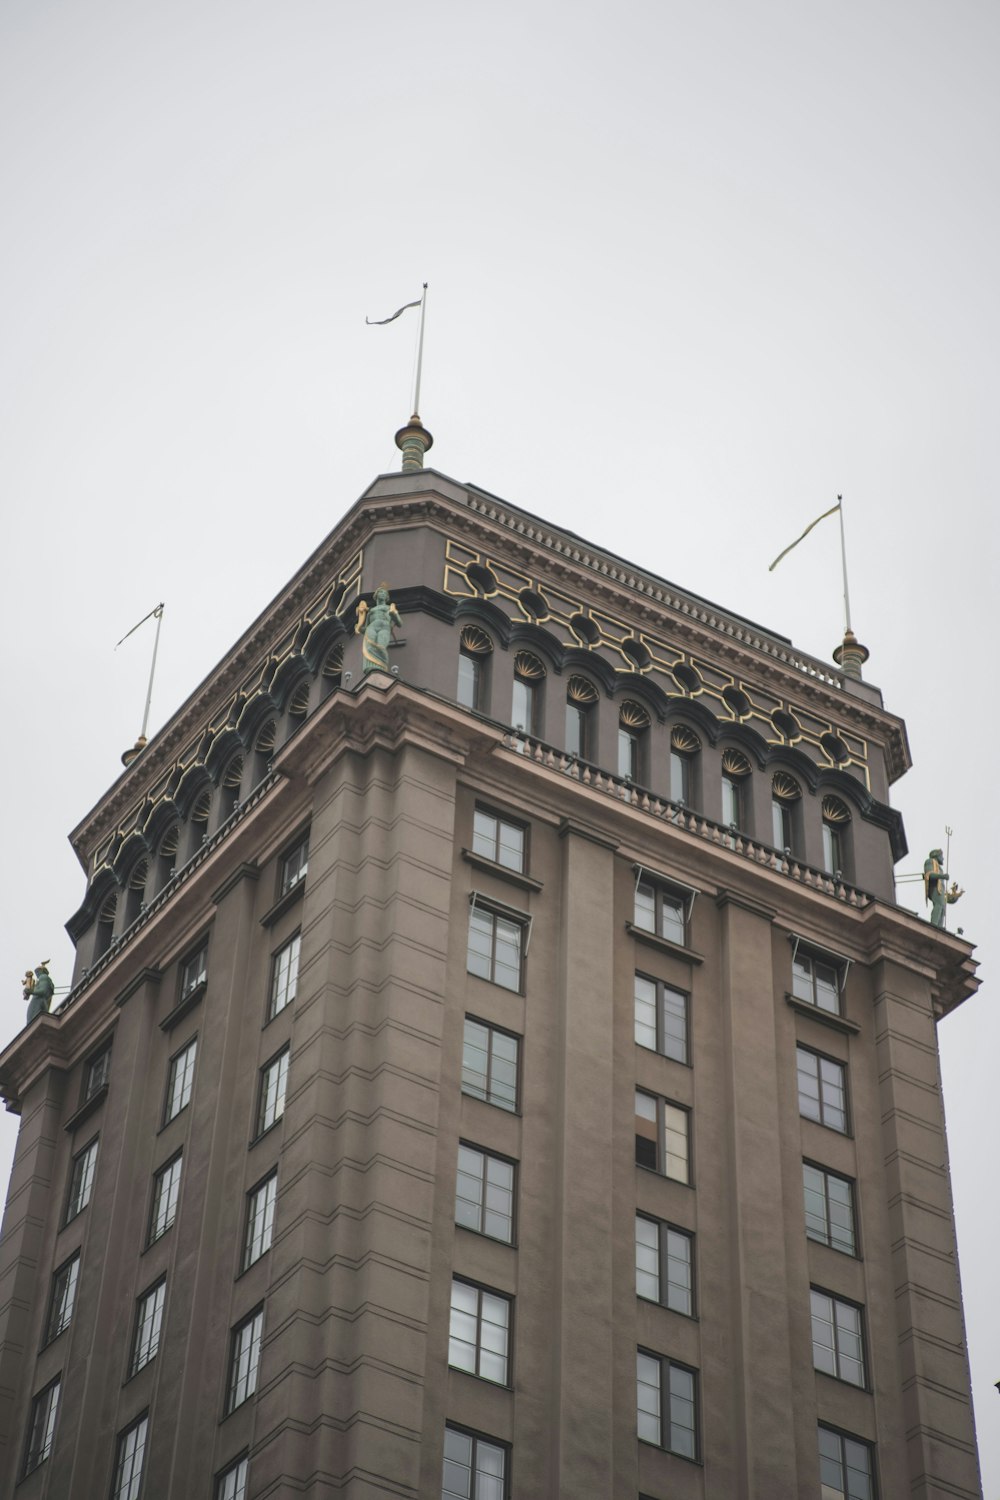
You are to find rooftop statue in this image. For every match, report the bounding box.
[924,850,964,928]
[23,962,55,1023]
[355,585,401,674]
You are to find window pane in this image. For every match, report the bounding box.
[663,1102,689,1184]
[113,1415,148,1500]
[47,1254,80,1341]
[662,986,687,1063]
[67,1140,98,1220]
[815,963,840,1014]
[797,1049,822,1122]
[634,975,657,1050]
[511,678,533,732]
[619,728,637,779]
[457,653,479,709]
[24,1379,60,1474]
[216,1456,249,1500]
[634,882,655,933]
[635,1090,658,1170]
[792,954,813,1002]
[269,933,301,1019]
[227,1309,264,1412]
[466,908,494,981]
[668,1363,696,1457]
[493,917,522,992]
[636,1352,661,1444]
[496,820,524,872]
[131,1280,166,1374]
[244,1173,278,1268]
[150,1155,182,1242]
[566,703,583,758]
[670,751,689,803]
[165,1039,197,1122]
[660,894,685,945]
[635,1216,660,1300]
[665,1229,693,1316]
[472,809,497,860]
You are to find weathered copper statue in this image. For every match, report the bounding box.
[923,850,963,928]
[355,585,401,674]
[23,962,55,1022]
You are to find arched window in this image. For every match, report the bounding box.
[221,755,244,818]
[822,796,851,877]
[457,626,492,712]
[618,701,650,781]
[566,676,598,759]
[254,721,276,784]
[771,772,802,852]
[321,644,344,700]
[721,749,752,829]
[512,651,544,735]
[670,726,701,806]
[287,681,311,721]
[94,891,117,961]
[124,859,148,927]
[157,825,180,890]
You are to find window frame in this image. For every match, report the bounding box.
[455,1141,517,1245]
[636,1348,699,1460]
[267,931,301,1022]
[790,937,849,1016]
[279,830,309,897]
[471,805,527,874]
[179,940,208,1001]
[129,1276,167,1378]
[633,972,689,1065]
[461,1016,520,1113]
[810,1287,867,1388]
[22,1375,60,1476]
[243,1170,278,1271]
[225,1306,265,1415]
[817,1422,878,1500]
[65,1136,99,1224]
[163,1035,198,1125]
[635,1089,691,1185]
[111,1411,149,1500]
[632,869,695,949]
[45,1251,81,1345]
[635,1213,695,1317]
[83,1041,113,1102]
[448,1276,513,1387]
[441,1421,510,1500]
[148,1150,183,1245]
[803,1160,858,1257]
[466,896,528,994]
[796,1045,849,1134]
[215,1454,250,1500]
[254,1046,290,1139]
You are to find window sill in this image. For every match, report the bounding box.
[63,1085,108,1134]
[625,923,704,965]
[159,981,206,1033]
[636,1162,694,1189]
[638,1437,703,1466]
[461,849,542,893]
[260,880,305,929]
[785,994,860,1035]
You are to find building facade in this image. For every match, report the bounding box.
[0,460,982,1499]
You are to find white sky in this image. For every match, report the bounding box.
[1,0,996,1487]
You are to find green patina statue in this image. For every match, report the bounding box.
[23,962,55,1023]
[923,850,964,928]
[355,584,402,674]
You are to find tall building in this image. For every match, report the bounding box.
[0,432,982,1499]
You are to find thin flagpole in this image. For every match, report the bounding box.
[837,495,853,634]
[412,283,428,417]
[141,605,165,740]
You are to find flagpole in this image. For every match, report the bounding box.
[412,283,428,418]
[141,605,165,741]
[837,495,852,635]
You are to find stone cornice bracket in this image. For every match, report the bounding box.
[857,901,979,1016]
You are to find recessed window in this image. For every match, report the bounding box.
[111,1412,149,1500]
[669,726,700,805]
[221,755,244,817]
[243,1171,278,1270]
[256,1048,290,1137]
[130,1277,166,1376]
[634,974,688,1064]
[634,877,687,947]
[457,626,493,711]
[467,904,524,993]
[462,1018,519,1112]
[472,807,525,873]
[66,1138,98,1223]
[280,832,309,896]
[268,933,301,1021]
[83,1042,113,1102]
[455,1144,515,1244]
[635,1215,694,1317]
[792,947,843,1015]
[566,676,598,759]
[253,721,276,784]
[157,824,180,890]
[164,1037,197,1124]
[637,1350,697,1458]
[822,796,851,877]
[442,1424,508,1500]
[95,892,117,960]
[803,1162,856,1256]
[179,942,208,999]
[618,701,650,781]
[811,1289,866,1387]
[449,1278,512,1385]
[797,1047,848,1133]
[635,1091,689,1183]
[512,651,544,734]
[721,748,752,830]
[226,1307,264,1413]
[817,1424,876,1500]
[321,642,344,699]
[22,1377,60,1475]
[124,859,148,927]
[148,1152,183,1244]
[46,1252,81,1344]
[215,1455,249,1500]
[771,772,801,852]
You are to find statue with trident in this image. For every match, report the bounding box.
[924,848,964,928]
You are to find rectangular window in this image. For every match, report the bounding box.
[112,1412,148,1500]
[268,933,301,1020]
[457,652,481,711]
[811,1289,866,1387]
[243,1172,278,1270]
[216,1455,249,1500]
[803,1162,856,1256]
[46,1252,80,1343]
[280,833,309,895]
[797,1047,848,1133]
[635,1090,689,1184]
[721,775,742,828]
[637,1350,697,1459]
[670,751,691,804]
[634,974,688,1064]
[149,1152,183,1244]
[792,950,842,1015]
[66,1137,98,1223]
[618,727,640,781]
[164,1037,197,1123]
[130,1278,166,1376]
[256,1048,290,1136]
[634,878,686,947]
[822,822,843,876]
[511,677,535,734]
[565,702,587,759]
[22,1377,60,1475]
[442,1424,508,1500]
[467,905,523,993]
[84,1043,112,1101]
[472,807,525,872]
[449,1278,511,1385]
[461,1018,519,1112]
[817,1424,877,1500]
[455,1144,515,1244]
[635,1215,694,1317]
[180,942,208,999]
[773,797,792,850]
[226,1307,264,1413]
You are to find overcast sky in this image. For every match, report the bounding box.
[2,0,996,1487]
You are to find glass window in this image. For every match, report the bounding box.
[149,1152,183,1244]
[226,1307,264,1413]
[635,1091,689,1184]
[634,974,688,1064]
[457,652,482,710]
[449,1279,511,1385]
[772,797,792,850]
[111,1413,149,1500]
[817,1423,877,1500]
[797,1048,848,1132]
[442,1424,508,1500]
[466,906,523,992]
[244,1172,278,1270]
[811,1290,866,1387]
[23,1377,60,1475]
[179,942,208,999]
[216,1456,249,1500]
[256,1048,290,1136]
[84,1043,112,1101]
[771,773,801,853]
[565,702,587,758]
[634,879,686,947]
[462,1019,519,1112]
[280,833,309,895]
[803,1162,857,1256]
[130,1278,166,1376]
[455,1144,515,1243]
[268,933,301,1020]
[46,1252,80,1343]
[472,808,525,872]
[618,727,639,780]
[511,676,535,734]
[164,1038,197,1123]
[721,775,742,828]
[66,1138,98,1223]
[635,1215,694,1316]
[792,950,842,1014]
[822,823,842,876]
[637,1350,697,1458]
[670,750,691,804]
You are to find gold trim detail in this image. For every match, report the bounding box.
[671,726,701,754]
[460,626,493,656]
[620,700,650,729]
[514,650,546,680]
[721,749,752,777]
[772,772,801,802]
[567,675,599,705]
[822,795,851,824]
